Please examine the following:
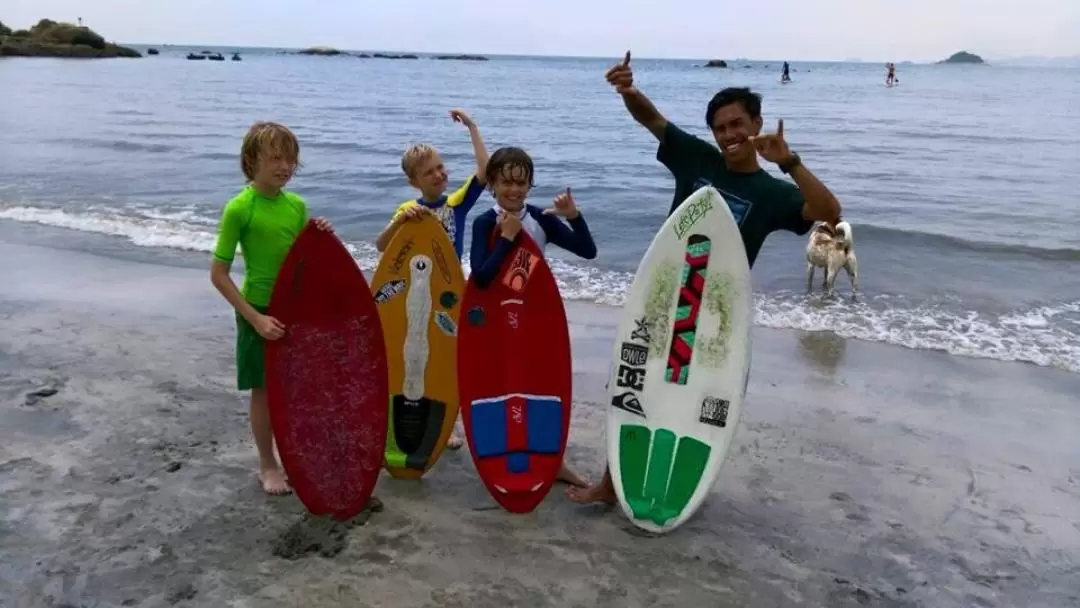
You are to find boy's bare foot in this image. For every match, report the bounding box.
[556,462,588,488]
[566,477,617,505]
[446,434,464,450]
[258,467,292,495]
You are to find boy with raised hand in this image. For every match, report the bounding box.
[375,108,490,259]
[469,146,598,488]
[375,108,490,450]
[210,121,334,496]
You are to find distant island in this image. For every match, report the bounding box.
[939,51,985,65]
[297,46,346,56]
[366,52,419,60]
[293,47,486,61]
[704,59,728,68]
[0,18,141,58]
[434,54,488,61]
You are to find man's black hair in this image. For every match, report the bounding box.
[485,146,535,187]
[705,87,763,128]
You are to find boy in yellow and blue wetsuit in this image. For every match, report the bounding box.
[375,108,490,449]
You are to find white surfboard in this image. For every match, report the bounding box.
[605,186,753,534]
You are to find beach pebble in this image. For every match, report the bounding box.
[24,384,59,406]
[165,582,197,604]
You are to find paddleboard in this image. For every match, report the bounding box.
[371,214,465,479]
[606,186,753,534]
[458,233,572,513]
[265,221,389,520]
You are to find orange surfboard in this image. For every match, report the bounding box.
[371,214,465,479]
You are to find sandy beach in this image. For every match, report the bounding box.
[1,220,1078,608]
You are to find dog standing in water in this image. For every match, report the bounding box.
[806,220,858,296]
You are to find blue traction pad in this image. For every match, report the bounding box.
[470,394,564,475]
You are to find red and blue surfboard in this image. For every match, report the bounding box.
[458,233,572,513]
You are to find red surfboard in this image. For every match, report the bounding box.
[458,233,572,513]
[265,221,389,520]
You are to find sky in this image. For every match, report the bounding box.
[4,0,1079,62]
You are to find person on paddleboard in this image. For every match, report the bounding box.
[886,62,898,86]
[567,50,842,506]
[469,146,598,488]
[210,122,335,496]
[781,61,791,83]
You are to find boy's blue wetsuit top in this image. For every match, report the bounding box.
[392,175,485,259]
[469,204,597,288]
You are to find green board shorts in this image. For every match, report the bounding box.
[235,304,269,391]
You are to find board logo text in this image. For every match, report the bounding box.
[673,196,713,240]
[431,239,453,284]
[391,238,415,273]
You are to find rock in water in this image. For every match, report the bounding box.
[939,51,986,64]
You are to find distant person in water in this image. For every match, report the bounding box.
[781,61,791,83]
[886,62,898,86]
[210,122,334,496]
[567,51,842,506]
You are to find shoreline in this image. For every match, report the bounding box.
[1,226,1079,607]
[1,215,1076,378]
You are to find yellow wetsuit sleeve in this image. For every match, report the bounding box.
[446,174,483,208]
[390,200,418,223]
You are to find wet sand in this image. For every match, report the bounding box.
[1,225,1078,607]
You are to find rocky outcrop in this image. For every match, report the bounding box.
[434,54,488,61]
[294,48,484,61]
[939,51,985,64]
[372,52,419,59]
[0,19,141,58]
[704,59,728,68]
[297,46,343,56]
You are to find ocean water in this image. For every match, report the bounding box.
[1,47,1078,373]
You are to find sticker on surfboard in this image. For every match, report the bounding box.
[502,248,539,293]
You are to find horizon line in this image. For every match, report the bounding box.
[120,43,1030,64]
[121,43,1080,64]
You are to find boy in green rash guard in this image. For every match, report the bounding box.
[210,121,334,496]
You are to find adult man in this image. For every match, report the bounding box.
[567,51,842,506]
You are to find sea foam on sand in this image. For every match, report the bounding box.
[1,223,1078,608]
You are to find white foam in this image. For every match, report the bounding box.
[2,203,1078,374]
[754,293,1080,373]
[0,205,220,252]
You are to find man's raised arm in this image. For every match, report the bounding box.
[605,51,668,141]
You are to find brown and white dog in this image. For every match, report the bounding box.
[806,220,858,296]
